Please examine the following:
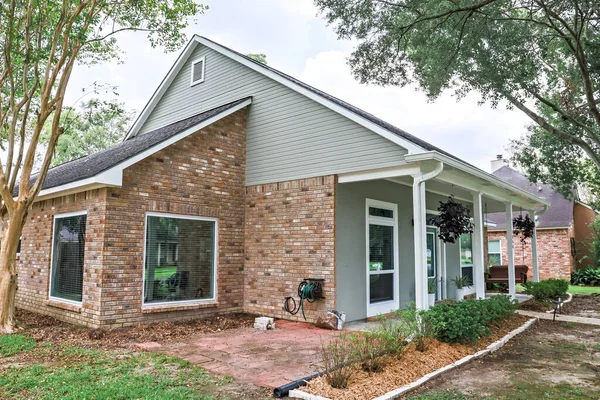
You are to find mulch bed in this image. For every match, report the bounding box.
[302,315,531,400]
[563,294,600,319]
[14,308,256,350]
[518,299,552,312]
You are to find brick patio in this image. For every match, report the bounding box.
[150,320,341,389]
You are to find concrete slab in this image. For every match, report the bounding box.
[517,309,600,326]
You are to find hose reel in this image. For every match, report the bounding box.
[283,278,324,320]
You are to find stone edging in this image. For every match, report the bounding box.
[289,317,538,400]
[544,292,573,314]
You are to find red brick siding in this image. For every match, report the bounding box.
[16,189,108,328]
[487,228,574,280]
[244,176,336,322]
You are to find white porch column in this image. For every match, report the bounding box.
[412,179,428,310]
[505,203,516,299]
[530,210,540,282]
[472,192,486,299]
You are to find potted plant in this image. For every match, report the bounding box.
[430,195,474,244]
[427,278,437,308]
[513,214,535,244]
[451,275,472,301]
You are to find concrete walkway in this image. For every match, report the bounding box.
[517,310,600,326]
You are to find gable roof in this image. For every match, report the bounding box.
[487,166,574,229]
[23,97,252,199]
[126,36,464,164]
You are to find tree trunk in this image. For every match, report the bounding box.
[0,206,27,334]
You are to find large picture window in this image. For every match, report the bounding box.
[459,233,473,285]
[488,239,502,265]
[143,213,217,305]
[50,212,87,303]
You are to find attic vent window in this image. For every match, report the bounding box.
[190,56,205,86]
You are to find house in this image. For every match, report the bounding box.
[485,156,596,280]
[15,36,550,328]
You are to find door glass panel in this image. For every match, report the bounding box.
[369,273,394,303]
[369,224,394,271]
[427,233,435,278]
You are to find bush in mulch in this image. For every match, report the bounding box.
[522,279,569,302]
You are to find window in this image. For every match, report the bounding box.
[143,213,217,305]
[488,239,502,265]
[459,233,473,286]
[190,56,205,86]
[50,212,87,304]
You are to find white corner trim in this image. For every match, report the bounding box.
[126,35,426,154]
[36,98,252,202]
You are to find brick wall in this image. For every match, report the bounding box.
[487,228,574,280]
[16,108,248,328]
[244,176,336,322]
[16,189,108,328]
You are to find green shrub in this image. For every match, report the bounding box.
[522,279,569,301]
[571,268,600,286]
[422,296,518,344]
[319,338,354,388]
[396,302,437,352]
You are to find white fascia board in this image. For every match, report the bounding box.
[125,39,199,139]
[406,152,551,208]
[338,163,422,183]
[36,98,252,202]
[126,35,426,154]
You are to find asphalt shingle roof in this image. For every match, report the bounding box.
[21,97,251,194]
[487,166,574,229]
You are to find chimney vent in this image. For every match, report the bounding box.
[490,154,506,173]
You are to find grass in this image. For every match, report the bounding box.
[0,339,233,400]
[409,383,600,399]
[568,285,600,294]
[0,334,36,357]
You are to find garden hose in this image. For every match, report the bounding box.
[283,280,323,320]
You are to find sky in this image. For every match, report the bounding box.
[65,0,532,172]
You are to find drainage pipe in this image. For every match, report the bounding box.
[412,161,444,310]
[273,371,326,398]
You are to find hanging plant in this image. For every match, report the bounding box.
[513,214,535,244]
[431,195,474,244]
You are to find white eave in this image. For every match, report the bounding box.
[34,98,252,202]
[125,36,426,154]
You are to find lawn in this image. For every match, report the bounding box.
[409,320,600,400]
[568,285,600,294]
[0,331,271,400]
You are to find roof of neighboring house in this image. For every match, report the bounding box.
[195,37,462,162]
[487,166,574,230]
[17,97,251,195]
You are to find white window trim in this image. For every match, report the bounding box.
[190,56,205,86]
[365,198,399,317]
[142,212,218,309]
[459,233,476,295]
[48,210,88,306]
[487,239,503,265]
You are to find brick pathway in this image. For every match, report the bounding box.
[150,320,341,389]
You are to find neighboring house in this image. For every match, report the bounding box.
[15,36,549,328]
[486,157,596,280]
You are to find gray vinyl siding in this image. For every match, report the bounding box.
[139,44,408,185]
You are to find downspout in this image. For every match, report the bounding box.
[412,161,444,310]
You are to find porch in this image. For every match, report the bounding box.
[335,151,550,322]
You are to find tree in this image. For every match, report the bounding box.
[40,98,134,167]
[0,0,206,334]
[315,1,600,187]
[246,53,267,64]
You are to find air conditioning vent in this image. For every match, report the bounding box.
[190,57,205,86]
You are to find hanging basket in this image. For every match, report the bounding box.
[431,195,474,243]
[513,214,535,244]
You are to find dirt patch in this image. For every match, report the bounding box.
[14,308,256,350]
[563,294,600,319]
[303,315,530,400]
[519,298,552,312]
[410,319,600,399]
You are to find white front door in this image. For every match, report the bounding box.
[366,199,399,317]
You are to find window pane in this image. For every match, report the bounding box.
[51,215,87,302]
[144,216,216,304]
[488,253,501,265]
[369,224,394,271]
[370,273,394,303]
[462,266,474,286]
[369,207,393,218]
[427,233,435,278]
[460,233,473,266]
[488,240,501,253]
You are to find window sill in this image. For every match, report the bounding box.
[46,299,82,313]
[141,301,218,314]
